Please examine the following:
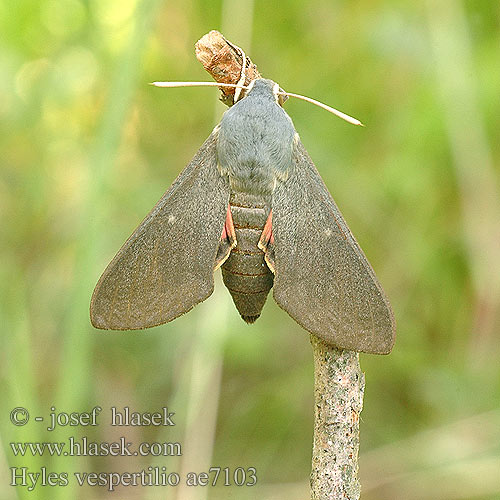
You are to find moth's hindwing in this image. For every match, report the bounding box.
[90,131,230,330]
[271,139,396,354]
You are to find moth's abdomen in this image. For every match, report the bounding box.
[221,196,273,323]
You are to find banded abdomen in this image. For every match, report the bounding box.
[221,192,273,323]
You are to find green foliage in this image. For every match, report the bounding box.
[1,1,499,498]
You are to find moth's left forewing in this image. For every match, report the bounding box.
[90,131,230,330]
[271,139,396,354]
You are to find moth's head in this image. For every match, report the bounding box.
[246,78,284,106]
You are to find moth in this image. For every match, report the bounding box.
[90,78,396,354]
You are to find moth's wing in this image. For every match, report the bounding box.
[271,139,396,354]
[90,131,230,330]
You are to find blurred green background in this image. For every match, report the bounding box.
[1,0,500,499]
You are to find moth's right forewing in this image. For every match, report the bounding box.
[90,131,230,330]
[272,140,396,354]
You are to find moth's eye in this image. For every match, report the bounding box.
[278,94,285,107]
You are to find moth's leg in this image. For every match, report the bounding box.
[221,205,236,243]
[258,210,274,247]
[258,210,276,273]
[215,205,237,270]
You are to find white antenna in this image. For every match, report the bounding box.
[278,91,364,127]
[150,81,245,89]
[150,81,364,126]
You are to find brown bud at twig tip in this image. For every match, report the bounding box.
[195,30,261,106]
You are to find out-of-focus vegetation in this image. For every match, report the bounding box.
[1,1,500,499]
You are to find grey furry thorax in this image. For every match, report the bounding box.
[216,79,296,196]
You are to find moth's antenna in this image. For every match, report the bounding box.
[279,91,364,127]
[151,81,364,126]
[150,81,249,90]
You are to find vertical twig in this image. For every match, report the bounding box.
[310,335,364,500]
[194,31,365,499]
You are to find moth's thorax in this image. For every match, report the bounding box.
[216,79,296,195]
